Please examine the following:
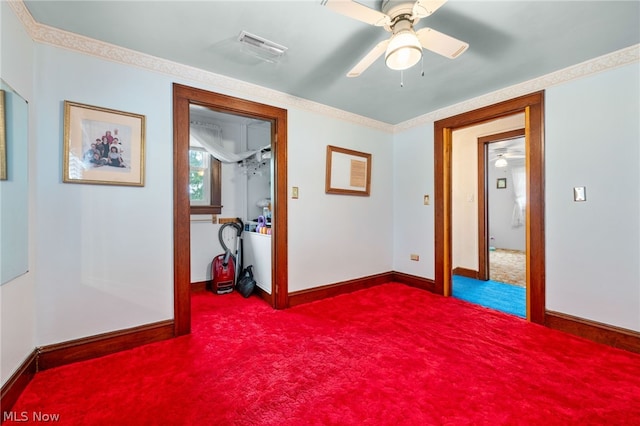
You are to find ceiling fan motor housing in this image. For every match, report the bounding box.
[382,0,420,20]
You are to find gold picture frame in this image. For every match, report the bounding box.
[63,101,145,186]
[325,145,371,196]
[0,89,6,181]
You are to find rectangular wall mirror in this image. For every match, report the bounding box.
[1,79,29,285]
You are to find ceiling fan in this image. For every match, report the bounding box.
[323,0,469,77]
[490,149,525,168]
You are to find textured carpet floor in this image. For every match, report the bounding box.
[8,283,640,425]
[490,249,526,287]
[453,275,526,318]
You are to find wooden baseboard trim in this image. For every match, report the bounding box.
[37,320,175,371]
[391,271,437,292]
[191,280,209,292]
[288,272,394,307]
[452,267,479,279]
[253,285,273,306]
[1,350,37,421]
[546,311,640,354]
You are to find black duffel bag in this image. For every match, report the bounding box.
[236,265,256,298]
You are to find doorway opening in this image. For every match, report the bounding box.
[450,125,527,318]
[173,84,288,336]
[480,130,526,287]
[434,92,545,324]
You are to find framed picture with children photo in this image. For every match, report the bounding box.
[63,101,145,186]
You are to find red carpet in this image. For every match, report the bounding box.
[7,283,640,425]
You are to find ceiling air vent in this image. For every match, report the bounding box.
[238,31,288,57]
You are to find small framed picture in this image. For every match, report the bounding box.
[325,145,371,196]
[63,101,145,186]
[497,178,507,189]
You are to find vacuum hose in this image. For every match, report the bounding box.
[218,219,244,253]
[218,218,244,283]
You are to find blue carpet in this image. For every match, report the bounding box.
[452,275,525,318]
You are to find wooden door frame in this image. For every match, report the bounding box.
[477,129,526,281]
[173,83,288,336]
[435,92,545,324]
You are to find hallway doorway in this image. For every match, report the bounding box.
[483,133,526,287]
[434,92,545,324]
[450,120,527,317]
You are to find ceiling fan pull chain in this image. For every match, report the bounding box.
[421,55,425,77]
[400,70,404,87]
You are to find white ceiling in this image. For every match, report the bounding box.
[489,137,525,165]
[23,1,640,125]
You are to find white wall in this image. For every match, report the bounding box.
[191,108,395,293]
[393,63,640,332]
[288,109,394,291]
[26,35,394,348]
[488,160,526,251]
[450,115,525,271]
[392,124,435,277]
[546,62,640,331]
[0,1,37,386]
[33,44,175,345]
[392,115,524,277]
[194,109,395,291]
[246,123,272,222]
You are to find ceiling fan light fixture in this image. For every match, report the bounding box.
[385,20,422,71]
[495,157,508,168]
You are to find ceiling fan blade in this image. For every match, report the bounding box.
[412,0,448,19]
[347,39,389,77]
[416,27,469,59]
[323,0,390,27]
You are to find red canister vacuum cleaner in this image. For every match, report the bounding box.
[211,219,243,294]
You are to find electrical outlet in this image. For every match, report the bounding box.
[292,186,299,199]
[423,195,430,205]
[410,254,419,261]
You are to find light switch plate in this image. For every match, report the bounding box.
[573,186,586,202]
[292,186,299,199]
[423,195,430,205]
